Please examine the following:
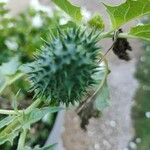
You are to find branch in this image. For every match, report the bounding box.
[76,53,109,114]
[25,98,42,113]
[99,31,147,41]
[118,33,143,40]
[0,73,25,94]
[0,109,22,115]
[17,129,28,150]
[0,98,42,137]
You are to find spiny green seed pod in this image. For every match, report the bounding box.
[27,27,101,105]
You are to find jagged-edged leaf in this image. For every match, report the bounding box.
[0,127,20,145]
[88,13,104,31]
[128,23,150,41]
[0,107,61,145]
[0,115,20,145]
[94,82,109,111]
[0,114,23,145]
[104,0,150,29]
[21,107,61,129]
[52,0,82,21]
[0,130,20,145]
[0,116,15,129]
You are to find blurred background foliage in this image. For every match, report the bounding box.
[0,1,72,100]
[0,2,67,64]
[0,1,69,149]
[131,16,150,150]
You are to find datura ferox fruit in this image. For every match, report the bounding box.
[27,27,101,105]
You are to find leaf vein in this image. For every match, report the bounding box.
[124,2,130,23]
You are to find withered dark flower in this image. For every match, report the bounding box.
[113,29,132,61]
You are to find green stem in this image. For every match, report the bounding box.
[99,31,127,40]
[0,97,42,116]
[77,53,109,113]
[0,98,41,115]
[0,98,42,137]
[99,30,146,41]
[17,129,27,150]
[98,30,113,40]
[0,73,25,94]
[118,33,140,39]
[0,109,22,115]
[25,98,42,113]
[89,53,109,101]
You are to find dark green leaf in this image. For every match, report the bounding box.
[0,116,15,129]
[22,107,61,129]
[0,107,61,145]
[52,0,82,21]
[129,23,150,41]
[0,127,20,145]
[104,0,150,29]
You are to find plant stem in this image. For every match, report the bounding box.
[26,98,42,113]
[0,73,25,94]
[77,53,109,113]
[99,31,146,41]
[0,98,42,139]
[0,98,42,115]
[118,33,140,39]
[17,129,27,150]
[0,109,22,115]
[99,43,114,63]
[119,33,150,41]
[98,30,113,40]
